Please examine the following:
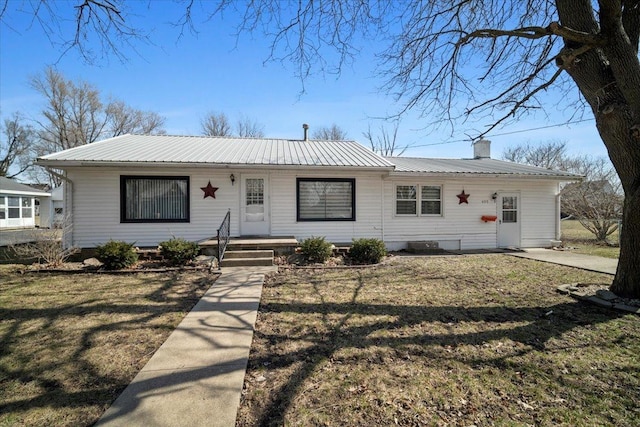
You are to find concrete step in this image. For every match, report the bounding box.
[220,257,273,267]
[219,249,274,267]
[223,250,273,259]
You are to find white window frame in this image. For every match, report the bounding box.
[394,184,443,217]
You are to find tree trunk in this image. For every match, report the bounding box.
[595,111,640,298]
[557,0,640,298]
[611,186,640,298]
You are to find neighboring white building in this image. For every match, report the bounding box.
[36,134,580,250]
[48,185,65,226]
[0,177,51,229]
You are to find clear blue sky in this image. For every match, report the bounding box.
[0,1,608,161]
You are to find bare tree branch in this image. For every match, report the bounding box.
[0,113,34,178]
[363,121,406,156]
[201,111,232,136]
[236,114,265,138]
[311,124,348,140]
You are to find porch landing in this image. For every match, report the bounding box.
[198,236,299,255]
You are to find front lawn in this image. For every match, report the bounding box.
[237,255,639,426]
[0,266,217,426]
[561,219,620,259]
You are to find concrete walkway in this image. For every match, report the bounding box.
[95,266,277,427]
[508,248,618,275]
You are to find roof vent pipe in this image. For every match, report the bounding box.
[303,123,309,141]
[473,139,491,159]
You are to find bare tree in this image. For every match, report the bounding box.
[29,67,166,184]
[201,112,232,136]
[9,216,78,266]
[363,122,406,156]
[0,113,34,178]
[563,157,623,243]
[503,142,622,242]
[31,67,107,153]
[5,2,640,296]
[311,124,348,140]
[503,141,575,170]
[236,114,265,137]
[106,100,166,136]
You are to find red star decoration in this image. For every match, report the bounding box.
[457,190,470,204]
[201,181,218,199]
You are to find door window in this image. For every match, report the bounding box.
[245,178,265,222]
[502,196,517,223]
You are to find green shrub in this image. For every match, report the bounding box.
[95,240,138,270]
[349,238,387,264]
[300,236,333,263]
[159,238,200,265]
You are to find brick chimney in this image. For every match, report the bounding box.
[303,123,309,141]
[473,139,491,159]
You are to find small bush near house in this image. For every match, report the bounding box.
[349,238,387,264]
[95,240,138,270]
[8,228,77,266]
[159,238,200,265]
[300,236,333,263]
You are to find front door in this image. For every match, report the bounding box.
[497,192,521,248]
[240,175,269,236]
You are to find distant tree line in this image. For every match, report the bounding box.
[2,67,405,184]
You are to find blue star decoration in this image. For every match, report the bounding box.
[457,190,470,204]
[201,181,218,199]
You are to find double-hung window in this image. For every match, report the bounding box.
[421,186,442,215]
[297,178,355,221]
[396,185,417,215]
[395,184,442,216]
[121,176,190,223]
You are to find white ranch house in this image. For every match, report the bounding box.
[36,134,580,251]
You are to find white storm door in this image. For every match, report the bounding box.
[240,175,270,236]
[497,193,521,248]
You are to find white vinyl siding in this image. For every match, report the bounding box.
[62,166,562,250]
[384,178,559,250]
[65,168,239,247]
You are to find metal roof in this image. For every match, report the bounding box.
[36,134,580,180]
[386,157,582,179]
[0,176,51,196]
[38,134,395,169]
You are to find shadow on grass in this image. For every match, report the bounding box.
[245,274,631,426]
[0,270,217,424]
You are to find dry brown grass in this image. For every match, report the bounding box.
[561,219,620,259]
[237,255,639,426]
[0,265,217,427]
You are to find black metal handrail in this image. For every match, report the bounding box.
[217,209,231,265]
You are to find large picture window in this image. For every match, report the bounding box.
[395,184,442,216]
[297,178,355,221]
[121,176,190,223]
